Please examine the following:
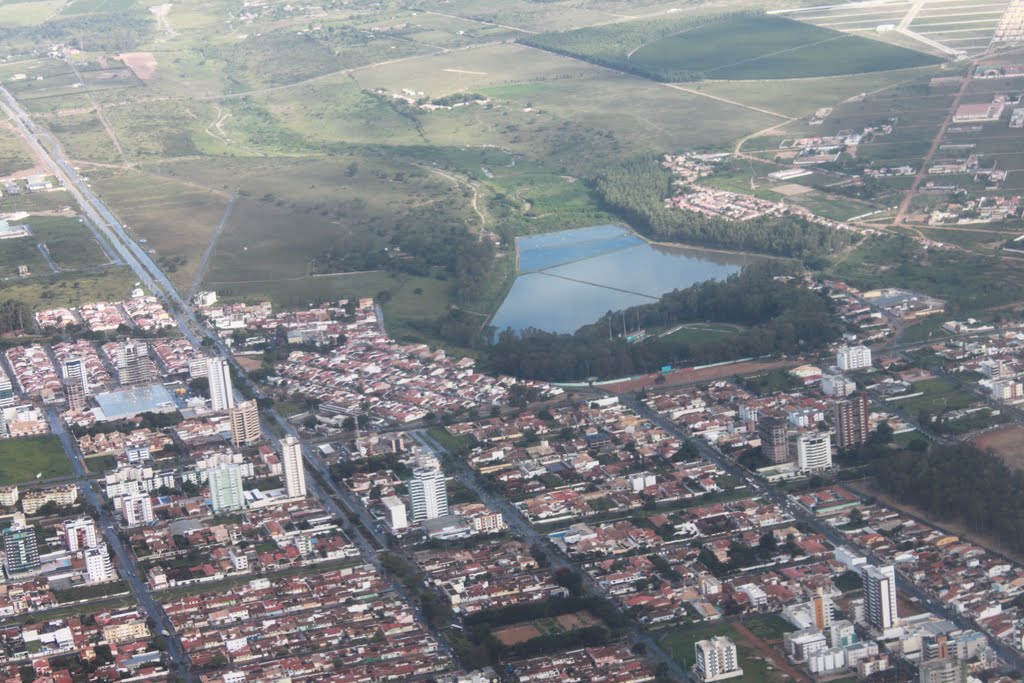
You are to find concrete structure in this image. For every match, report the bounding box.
[919,657,965,683]
[61,356,87,411]
[382,496,408,530]
[409,466,449,522]
[820,374,856,398]
[114,341,154,387]
[85,546,114,584]
[281,436,306,499]
[121,492,154,526]
[209,463,245,514]
[837,345,872,371]
[834,394,870,450]
[812,588,834,631]
[863,564,898,631]
[229,399,261,446]
[0,374,14,408]
[205,356,235,412]
[694,636,743,682]
[795,432,832,472]
[3,519,39,577]
[757,414,789,464]
[64,517,99,552]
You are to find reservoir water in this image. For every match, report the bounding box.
[489,225,752,335]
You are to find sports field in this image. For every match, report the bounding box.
[0,436,73,486]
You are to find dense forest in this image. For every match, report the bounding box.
[871,445,1024,553]
[596,159,855,258]
[485,263,841,381]
[0,300,32,335]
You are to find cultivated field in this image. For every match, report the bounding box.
[973,425,1024,468]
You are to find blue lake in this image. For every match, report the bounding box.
[490,225,753,335]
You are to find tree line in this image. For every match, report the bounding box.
[871,444,1024,553]
[595,159,855,258]
[485,263,841,381]
[0,300,31,335]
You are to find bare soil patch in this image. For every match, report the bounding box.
[973,425,1024,468]
[773,183,812,196]
[602,359,797,393]
[119,52,158,81]
[555,610,600,630]
[493,623,542,646]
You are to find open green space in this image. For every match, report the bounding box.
[16,215,110,270]
[0,123,36,176]
[893,377,977,417]
[0,234,50,278]
[0,266,137,312]
[660,323,741,345]
[0,436,73,486]
[659,620,789,682]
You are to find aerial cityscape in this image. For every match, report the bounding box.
[2,0,1024,682]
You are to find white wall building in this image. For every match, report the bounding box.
[121,492,154,526]
[409,466,448,522]
[863,564,898,631]
[64,517,99,552]
[382,496,408,530]
[837,345,872,372]
[85,546,114,584]
[281,436,307,499]
[205,356,235,412]
[694,636,743,682]
[796,432,833,472]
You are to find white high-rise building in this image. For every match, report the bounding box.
[62,356,87,412]
[84,546,114,584]
[64,517,99,552]
[281,436,306,499]
[121,492,154,526]
[205,356,235,412]
[694,636,744,682]
[114,341,154,387]
[862,564,898,631]
[409,467,448,522]
[0,374,14,408]
[230,399,262,446]
[837,345,873,372]
[382,496,408,530]
[795,432,833,472]
[209,464,246,514]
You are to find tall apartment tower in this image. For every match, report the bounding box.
[795,432,833,472]
[834,393,871,450]
[204,356,235,412]
[115,341,154,387]
[85,546,114,584]
[64,517,99,552]
[0,373,14,408]
[230,400,262,446]
[62,356,87,412]
[121,492,154,526]
[919,658,966,683]
[694,636,744,682]
[757,414,790,464]
[209,464,246,513]
[3,519,39,577]
[281,436,307,499]
[409,466,449,522]
[812,588,834,631]
[862,564,898,631]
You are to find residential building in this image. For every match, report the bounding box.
[122,492,154,526]
[837,345,872,371]
[114,341,154,386]
[229,399,262,446]
[795,432,832,472]
[205,356,234,412]
[919,658,965,683]
[757,414,789,464]
[862,564,898,631]
[3,519,39,577]
[85,546,114,584]
[64,517,99,551]
[820,374,856,398]
[409,466,449,522]
[62,356,87,411]
[812,588,834,631]
[209,464,246,514]
[382,496,408,530]
[281,436,306,499]
[694,636,743,682]
[834,393,870,450]
[0,374,13,408]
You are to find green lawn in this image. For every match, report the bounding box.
[0,267,137,313]
[659,621,788,683]
[0,436,73,486]
[894,378,977,416]
[24,216,112,270]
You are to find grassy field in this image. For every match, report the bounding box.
[0,436,73,486]
[17,215,111,270]
[0,266,137,312]
[0,235,50,278]
[0,122,37,177]
[894,377,978,416]
[629,16,940,81]
[659,619,790,683]
[661,323,741,345]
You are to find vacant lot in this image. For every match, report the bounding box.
[0,436,72,486]
[0,266,137,312]
[22,216,111,270]
[974,425,1024,469]
[492,610,601,646]
[493,623,542,646]
[895,377,977,416]
[659,620,794,683]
